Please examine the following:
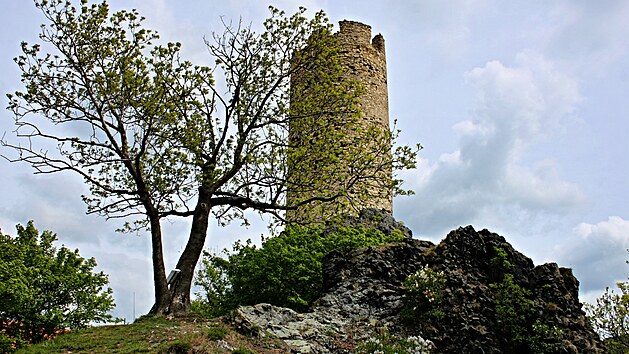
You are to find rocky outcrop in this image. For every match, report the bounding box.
[423,226,603,353]
[232,303,345,353]
[232,213,605,353]
[322,208,413,239]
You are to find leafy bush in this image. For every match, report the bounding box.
[194,225,405,314]
[490,247,562,353]
[491,273,535,348]
[401,266,446,324]
[158,339,192,354]
[206,325,228,340]
[585,281,629,354]
[193,255,231,318]
[0,221,116,349]
[356,330,434,354]
[0,331,26,354]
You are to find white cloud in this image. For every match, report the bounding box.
[559,216,629,293]
[576,216,629,245]
[0,173,113,245]
[397,51,584,237]
[464,52,581,144]
[505,160,585,211]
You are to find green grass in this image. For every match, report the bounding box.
[17,316,181,353]
[231,348,255,354]
[206,325,229,341]
[15,314,290,354]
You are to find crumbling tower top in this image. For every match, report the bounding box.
[338,21,372,45]
[337,21,385,52]
[335,20,388,130]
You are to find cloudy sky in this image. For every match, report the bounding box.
[1,0,628,322]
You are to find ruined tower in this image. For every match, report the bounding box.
[286,20,392,223]
[336,20,389,141]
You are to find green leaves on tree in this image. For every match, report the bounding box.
[0,221,115,351]
[194,225,405,315]
[4,0,419,315]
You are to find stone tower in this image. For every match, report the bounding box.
[286,20,391,223]
[336,20,389,139]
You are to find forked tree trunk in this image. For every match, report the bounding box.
[168,201,211,314]
[150,196,211,315]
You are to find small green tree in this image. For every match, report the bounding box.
[0,221,115,350]
[489,247,562,353]
[401,266,446,325]
[585,281,629,354]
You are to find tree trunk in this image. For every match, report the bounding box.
[168,197,211,314]
[147,215,171,315]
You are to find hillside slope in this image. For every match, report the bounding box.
[21,211,606,353]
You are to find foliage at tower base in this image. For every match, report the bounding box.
[4,0,417,315]
[193,223,406,316]
[0,221,115,352]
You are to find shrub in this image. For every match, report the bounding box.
[491,273,535,349]
[490,247,562,353]
[585,281,629,354]
[401,266,446,324]
[193,255,231,318]
[158,339,192,354]
[194,225,405,314]
[0,221,116,348]
[356,330,434,354]
[206,325,228,340]
[0,331,26,354]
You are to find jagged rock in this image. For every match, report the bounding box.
[231,215,605,353]
[317,239,434,321]
[323,208,413,239]
[422,226,604,353]
[232,303,342,353]
[233,300,434,353]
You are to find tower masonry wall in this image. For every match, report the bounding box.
[337,21,389,132]
[286,20,392,222]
